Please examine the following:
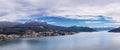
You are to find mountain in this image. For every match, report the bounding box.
[0,21,67,34]
[0,26,49,34]
[0,21,54,34]
[109,27,120,32]
[62,26,96,33]
[93,27,114,31]
[15,21,67,30]
[0,21,96,34]
[0,21,22,28]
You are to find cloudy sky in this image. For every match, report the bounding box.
[0,0,120,27]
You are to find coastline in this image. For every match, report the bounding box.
[0,31,75,41]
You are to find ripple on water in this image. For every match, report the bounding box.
[0,32,120,50]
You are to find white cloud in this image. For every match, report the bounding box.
[47,22,56,24]
[0,0,120,24]
[85,21,102,24]
[46,3,120,22]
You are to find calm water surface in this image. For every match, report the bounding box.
[0,31,120,50]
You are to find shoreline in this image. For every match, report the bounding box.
[0,31,75,41]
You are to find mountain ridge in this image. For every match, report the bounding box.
[0,21,96,34]
[109,27,120,32]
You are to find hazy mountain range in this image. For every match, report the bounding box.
[109,27,120,32]
[0,21,119,34]
[0,21,96,34]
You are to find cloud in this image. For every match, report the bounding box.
[45,3,120,22]
[85,21,102,24]
[47,22,56,24]
[0,0,120,27]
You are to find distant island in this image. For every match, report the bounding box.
[109,27,120,32]
[0,21,96,41]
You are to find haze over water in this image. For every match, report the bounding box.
[0,31,120,50]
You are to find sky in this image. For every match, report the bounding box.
[0,0,120,27]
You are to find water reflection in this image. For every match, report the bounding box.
[0,32,120,50]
